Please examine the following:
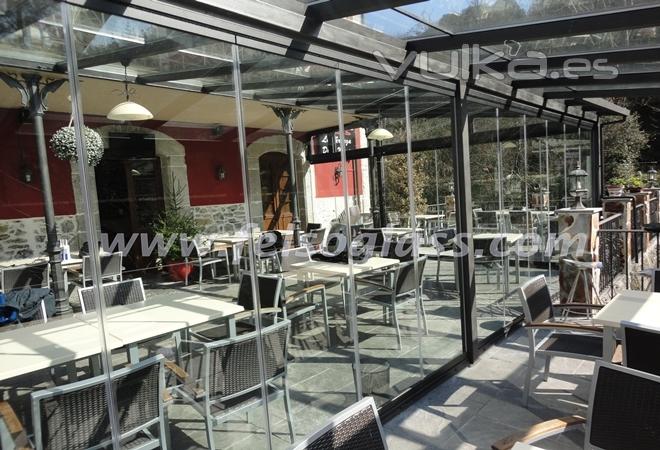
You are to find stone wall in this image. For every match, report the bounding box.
[0,215,81,261]
[191,203,246,235]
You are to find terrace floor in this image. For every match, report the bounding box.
[1,256,560,449]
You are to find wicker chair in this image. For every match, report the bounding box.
[167,321,294,450]
[0,355,169,450]
[492,362,660,450]
[78,278,146,314]
[622,321,660,376]
[356,257,428,350]
[516,275,604,406]
[183,239,230,290]
[292,397,387,450]
[1,262,49,292]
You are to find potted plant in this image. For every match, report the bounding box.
[626,175,645,193]
[50,126,104,166]
[152,181,200,281]
[606,177,626,196]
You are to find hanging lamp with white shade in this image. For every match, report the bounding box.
[107,63,153,121]
[367,127,393,142]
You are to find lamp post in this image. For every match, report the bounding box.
[647,167,657,188]
[367,127,393,228]
[568,163,589,209]
[0,73,68,314]
[272,107,302,246]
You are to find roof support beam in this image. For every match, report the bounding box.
[407,4,660,52]
[513,71,660,89]
[565,99,629,116]
[203,73,365,93]
[545,88,660,99]
[136,57,302,84]
[254,86,403,101]
[305,0,422,22]
[54,34,201,72]
[483,45,660,73]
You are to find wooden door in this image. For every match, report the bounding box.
[260,152,292,230]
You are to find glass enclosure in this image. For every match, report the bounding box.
[0,1,596,449]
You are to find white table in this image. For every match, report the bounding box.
[290,257,399,278]
[81,295,244,363]
[0,257,83,269]
[594,290,660,360]
[0,316,122,382]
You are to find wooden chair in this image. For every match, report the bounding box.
[492,362,660,450]
[292,397,387,450]
[516,275,604,406]
[0,355,169,450]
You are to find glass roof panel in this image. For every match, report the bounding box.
[399,0,659,34]
[359,9,433,39]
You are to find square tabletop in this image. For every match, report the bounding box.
[594,290,660,329]
[290,257,399,278]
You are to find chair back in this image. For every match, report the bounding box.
[516,275,554,325]
[622,321,660,376]
[307,228,326,247]
[432,228,456,251]
[395,258,426,296]
[586,362,660,450]
[258,230,284,256]
[292,397,387,450]
[306,223,322,233]
[508,210,530,226]
[236,272,283,311]
[357,228,385,252]
[78,278,146,314]
[31,355,166,450]
[1,262,49,292]
[473,236,506,260]
[82,252,123,283]
[475,210,498,229]
[280,247,312,272]
[383,237,413,261]
[205,320,290,401]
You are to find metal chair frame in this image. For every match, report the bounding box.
[184,239,231,290]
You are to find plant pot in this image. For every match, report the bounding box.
[627,187,642,193]
[606,185,624,197]
[166,260,193,281]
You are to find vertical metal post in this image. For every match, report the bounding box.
[0,73,67,314]
[272,107,302,246]
[368,140,380,227]
[591,119,603,206]
[376,154,387,226]
[451,82,477,363]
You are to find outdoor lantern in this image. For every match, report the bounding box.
[367,127,393,142]
[216,165,226,181]
[107,63,153,121]
[568,163,589,209]
[648,167,657,187]
[20,165,32,183]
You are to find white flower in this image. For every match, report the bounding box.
[50,126,104,166]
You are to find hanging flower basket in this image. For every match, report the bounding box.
[50,126,104,166]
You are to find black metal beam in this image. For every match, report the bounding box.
[305,0,422,22]
[483,45,660,73]
[407,4,660,52]
[203,73,365,93]
[136,57,303,84]
[544,87,660,99]
[254,85,403,101]
[565,98,629,116]
[1,1,56,38]
[54,34,201,72]
[513,70,660,89]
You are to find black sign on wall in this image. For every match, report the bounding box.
[310,129,357,156]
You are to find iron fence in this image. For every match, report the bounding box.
[598,214,625,298]
[633,203,646,262]
[650,196,659,223]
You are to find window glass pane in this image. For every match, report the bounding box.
[0,2,115,449]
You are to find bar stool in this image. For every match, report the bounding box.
[563,258,604,314]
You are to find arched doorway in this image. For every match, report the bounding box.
[259,152,293,230]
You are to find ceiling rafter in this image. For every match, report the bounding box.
[305,0,422,22]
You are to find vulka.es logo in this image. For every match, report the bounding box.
[374,43,619,83]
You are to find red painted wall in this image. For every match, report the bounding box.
[0,109,76,219]
[315,160,363,197]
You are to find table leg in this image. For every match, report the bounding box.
[515,252,520,284]
[227,317,237,338]
[602,326,617,361]
[127,344,140,365]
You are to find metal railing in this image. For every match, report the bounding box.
[650,196,659,223]
[633,203,647,262]
[598,213,625,298]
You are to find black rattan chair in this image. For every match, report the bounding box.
[0,355,169,450]
[356,257,428,350]
[516,275,604,406]
[492,362,660,450]
[292,397,387,450]
[167,320,294,450]
[473,236,506,289]
[78,278,146,314]
[622,321,660,376]
[1,262,49,292]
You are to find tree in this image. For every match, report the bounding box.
[602,111,650,183]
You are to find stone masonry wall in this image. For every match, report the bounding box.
[191,203,246,235]
[0,215,81,261]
